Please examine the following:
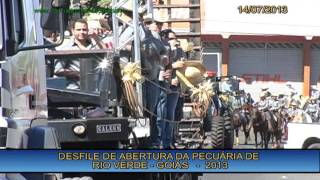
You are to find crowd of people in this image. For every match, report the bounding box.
[255,87,320,123]
[44,5,192,149]
[44,3,319,150]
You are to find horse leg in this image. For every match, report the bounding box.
[235,128,240,145]
[260,130,264,148]
[254,129,258,149]
[245,131,249,145]
[276,129,282,148]
[245,115,251,141]
[243,124,248,145]
[271,133,274,144]
[265,132,271,149]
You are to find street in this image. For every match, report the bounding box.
[233,127,285,149]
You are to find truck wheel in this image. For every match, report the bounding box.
[224,116,234,149]
[210,116,225,149]
[307,143,320,149]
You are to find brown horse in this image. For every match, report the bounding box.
[270,109,286,148]
[249,106,284,149]
[249,107,270,148]
[232,107,251,145]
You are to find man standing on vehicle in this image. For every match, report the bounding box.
[54,19,106,90]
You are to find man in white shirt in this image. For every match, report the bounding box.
[54,19,106,90]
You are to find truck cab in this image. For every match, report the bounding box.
[284,122,320,149]
[0,0,150,179]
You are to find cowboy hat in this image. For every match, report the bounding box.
[86,13,105,21]
[143,14,153,22]
[87,20,102,29]
[118,12,133,24]
[180,39,194,52]
[154,15,168,23]
[119,0,146,14]
[291,101,298,106]
[177,61,206,86]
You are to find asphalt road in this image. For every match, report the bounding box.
[233,127,285,149]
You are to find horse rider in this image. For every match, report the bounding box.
[231,91,242,110]
[218,78,233,114]
[220,78,232,93]
[288,91,300,107]
[278,93,289,118]
[246,93,254,106]
[290,101,304,122]
[278,94,287,108]
[306,98,319,122]
[269,94,280,122]
[257,93,269,112]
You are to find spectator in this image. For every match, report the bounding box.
[154,29,187,149]
[100,18,113,49]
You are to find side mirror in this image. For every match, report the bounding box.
[17,0,69,52]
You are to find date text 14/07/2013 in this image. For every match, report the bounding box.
[238,5,288,14]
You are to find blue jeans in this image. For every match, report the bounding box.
[143,80,160,147]
[172,93,184,146]
[154,83,180,148]
[162,86,180,148]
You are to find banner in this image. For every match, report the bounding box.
[0,150,318,172]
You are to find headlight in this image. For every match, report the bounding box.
[128,119,136,128]
[72,123,87,136]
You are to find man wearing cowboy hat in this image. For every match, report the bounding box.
[257,94,269,112]
[278,94,287,108]
[290,101,304,122]
[306,97,319,122]
[220,78,232,94]
[270,94,281,121]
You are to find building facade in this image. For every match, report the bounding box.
[200,0,320,100]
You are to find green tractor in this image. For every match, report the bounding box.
[175,72,239,149]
